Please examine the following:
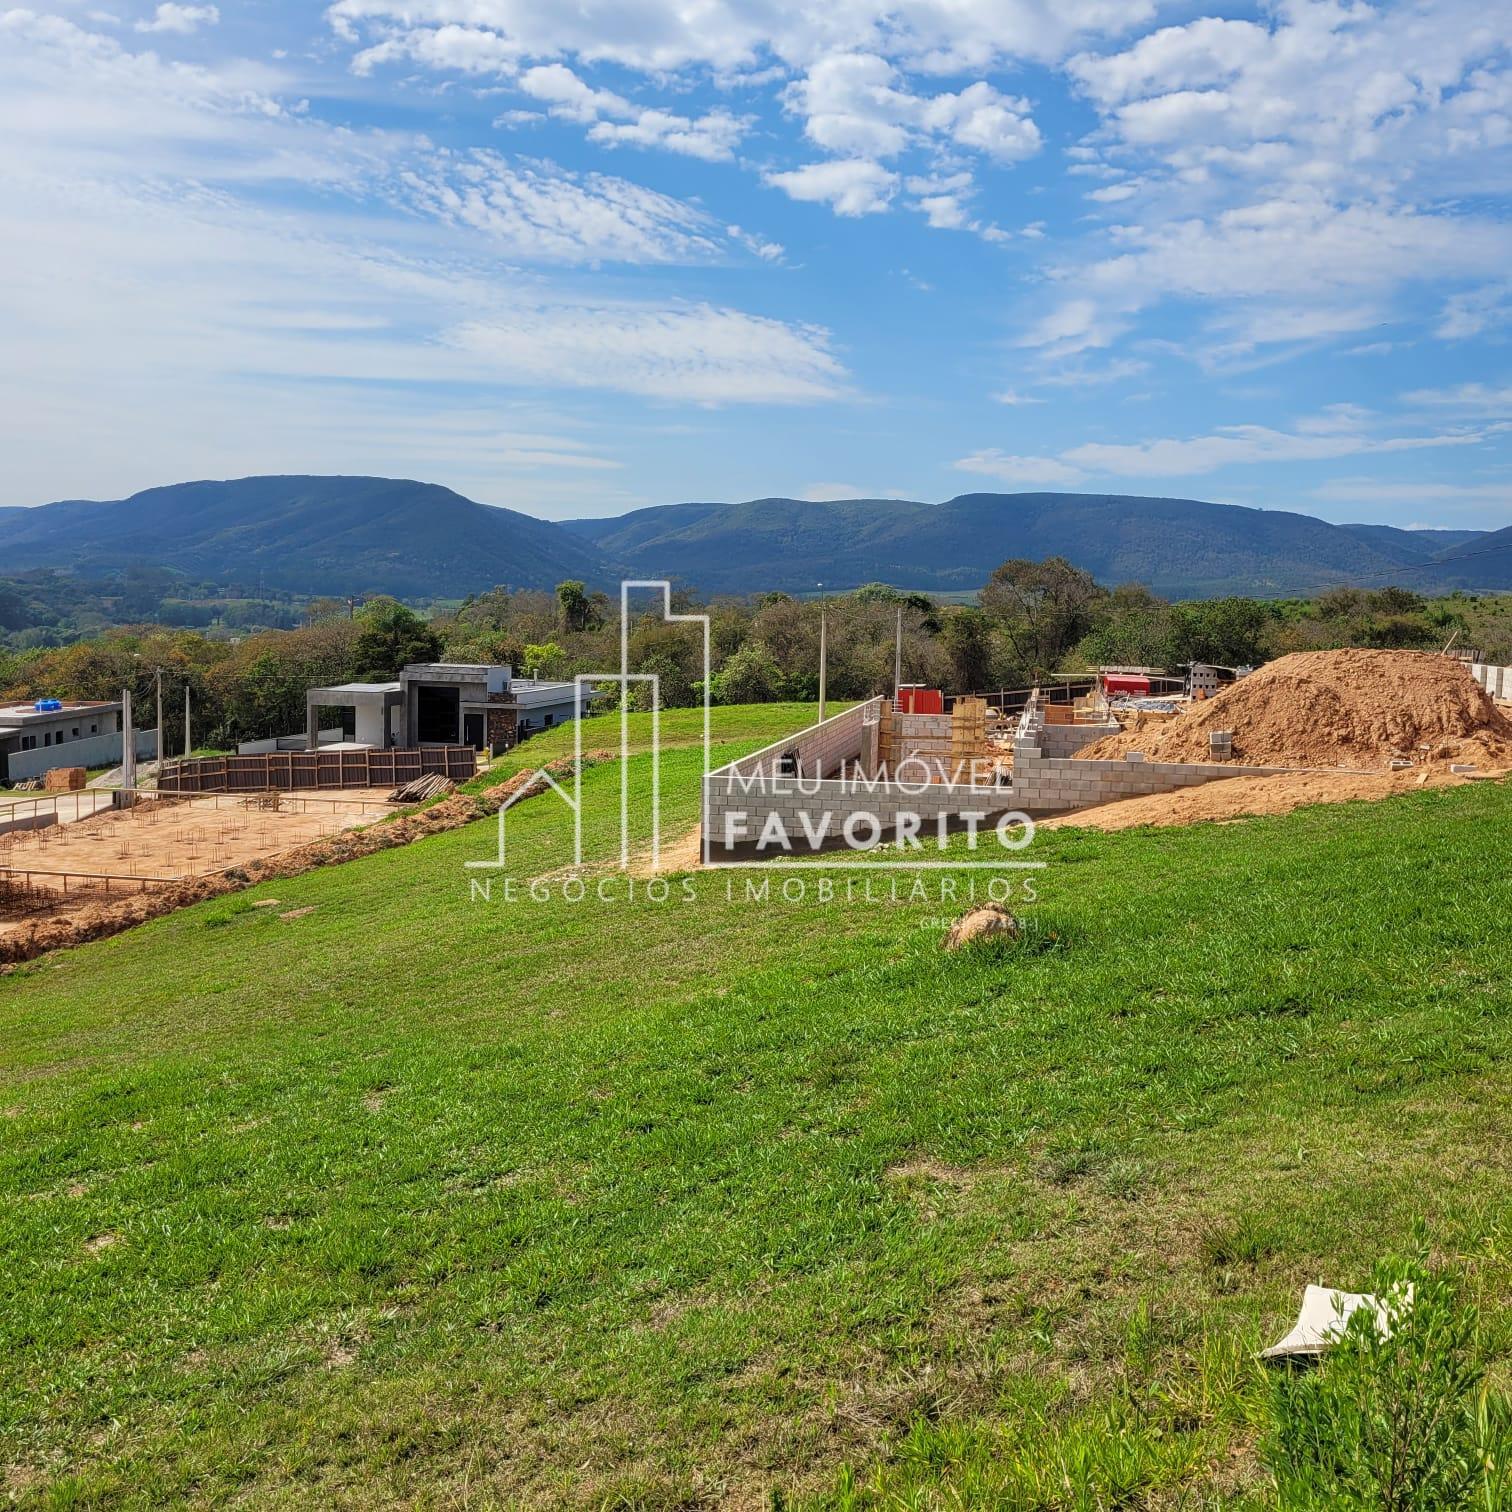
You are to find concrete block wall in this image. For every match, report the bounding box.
[888,709,960,781]
[1472,664,1510,701]
[702,696,1295,859]
[1036,720,1119,757]
[703,770,1017,859]
[720,697,883,780]
[1010,744,1288,813]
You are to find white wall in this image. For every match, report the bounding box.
[5,729,156,782]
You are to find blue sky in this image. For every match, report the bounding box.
[3,0,1510,529]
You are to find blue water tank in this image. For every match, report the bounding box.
[35,698,63,712]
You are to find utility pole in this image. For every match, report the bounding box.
[816,583,828,725]
[121,686,136,791]
[183,681,192,757]
[893,606,903,701]
[154,667,163,774]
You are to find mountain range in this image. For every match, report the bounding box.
[2,475,1508,601]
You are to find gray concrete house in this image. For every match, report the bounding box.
[306,664,594,755]
[0,698,158,784]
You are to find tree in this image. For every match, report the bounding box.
[207,620,360,742]
[521,641,565,678]
[556,581,595,633]
[981,557,1105,678]
[1167,596,1273,667]
[710,643,784,704]
[1079,584,1175,669]
[630,651,697,710]
[939,607,996,691]
[352,598,442,678]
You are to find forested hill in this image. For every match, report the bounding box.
[3,476,1503,600]
[565,492,1491,598]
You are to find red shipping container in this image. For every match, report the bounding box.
[896,686,944,714]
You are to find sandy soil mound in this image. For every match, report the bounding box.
[1075,649,1512,769]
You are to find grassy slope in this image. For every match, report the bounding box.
[2,705,1511,1506]
[472,700,836,784]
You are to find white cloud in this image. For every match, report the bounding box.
[135,3,218,34]
[727,223,785,261]
[1028,193,1512,366]
[326,0,1155,77]
[952,450,1086,486]
[0,9,850,499]
[765,158,898,216]
[1041,3,1512,361]
[951,410,1499,493]
[1296,403,1376,436]
[1311,478,1512,506]
[1069,16,1266,107]
[1035,357,1149,387]
[1018,297,1125,358]
[802,482,868,500]
[353,25,523,75]
[517,62,747,161]
[1063,424,1486,478]
[1436,286,1512,341]
[1401,383,1512,417]
[783,54,1040,164]
[447,304,847,402]
[328,0,1099,237]
[991,389,1045,405]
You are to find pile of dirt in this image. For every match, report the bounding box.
[1076,650,1512,770]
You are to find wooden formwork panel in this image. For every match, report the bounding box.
[158,746,477,794]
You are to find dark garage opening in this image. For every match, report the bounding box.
[416,685,460,744]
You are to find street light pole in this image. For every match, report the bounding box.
[893,606,903,701]
[816,582,827,725]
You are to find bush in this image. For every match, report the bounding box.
[1265,1254,1512,1509]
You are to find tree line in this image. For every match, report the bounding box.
[0,562,1500,757]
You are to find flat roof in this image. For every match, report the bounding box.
[308,682,401,697]
[0,699,119,725]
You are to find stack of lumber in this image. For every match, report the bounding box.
[389,773,456,804]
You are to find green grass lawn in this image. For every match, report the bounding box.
[2,712,1511,1506]
[470,701,840,788]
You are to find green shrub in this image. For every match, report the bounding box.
[1265,1255,1512,1509]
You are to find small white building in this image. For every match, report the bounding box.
[0,698,157,784]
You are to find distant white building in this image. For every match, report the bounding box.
[0,698,157,784]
